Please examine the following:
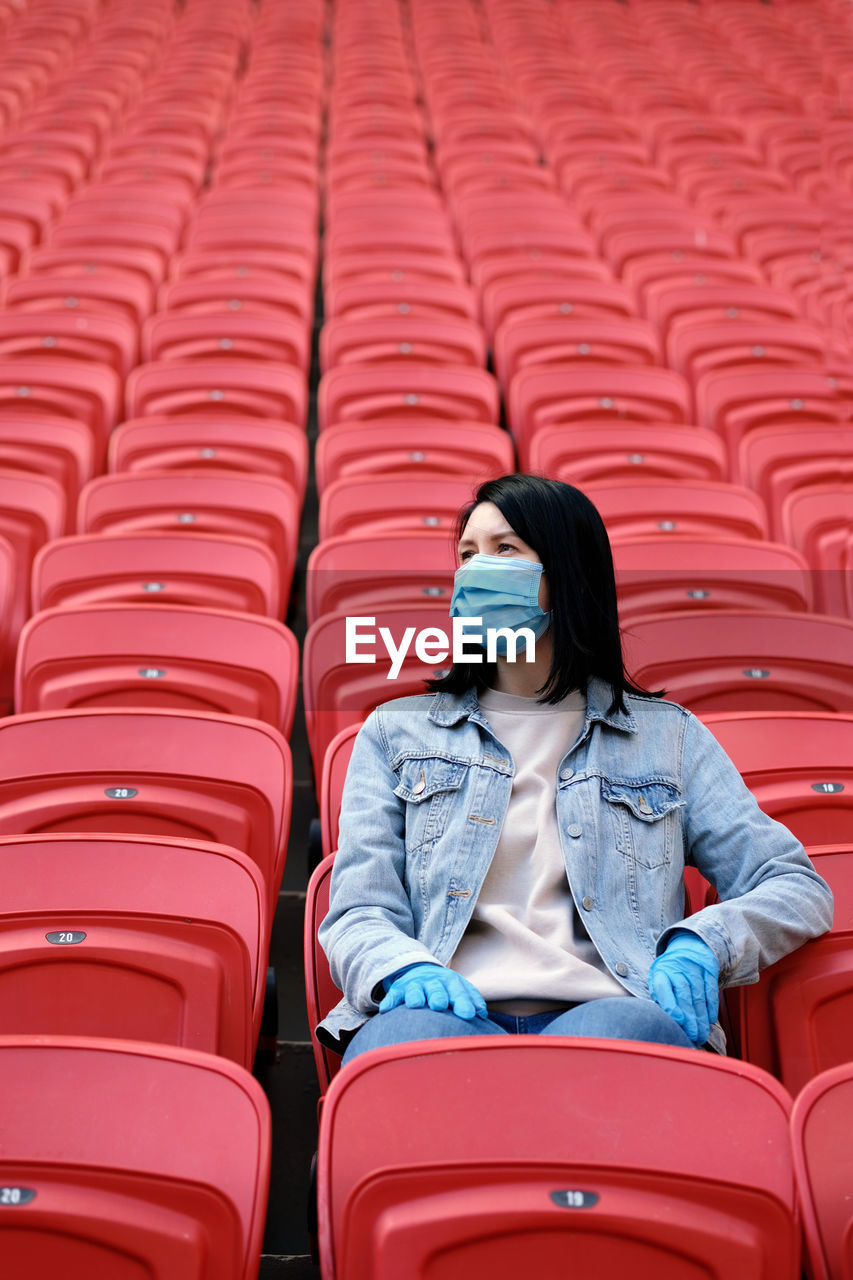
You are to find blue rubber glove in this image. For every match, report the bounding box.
[379,962,489,1021]
[648,932,720,1046]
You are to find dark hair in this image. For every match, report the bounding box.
[426,473,660,712]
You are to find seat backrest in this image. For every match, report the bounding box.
[317,1038,799,1280]
[781,484,853,617]
[624,611,853,714]
[32,531,282,617]
[318,472,478,540]
[0,1035,270,1280]
[508,365,690,467]
[584,478,769,541]
[737,844,853,1096]
[318,364,499,430]
[529,422,727,485]
[0,832,266,1065]
[314,418,514,494]
[306,530,457,625]
[77,472,299,601]
[15,604,300,737]
[0,709,291,915]
[613,535,812,621]
[108,415,309,497]
[305,854,341,1092]
[701,712,853,845]
[125,358,307,426]
[320,725,359,860]
[303,605,454,785]
[791,1061,853,1280]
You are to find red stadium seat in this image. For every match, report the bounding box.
[481,277,636,343]
[508,366,690,467]
[0,357,120,464]
[141,312,310,373]
[624,611,853,714]
[170,247,315,289]
[0,416,95,524]
[737,844,853,1098]
[21,244,165,292]
[125,360,307,426]
[3,271,154,325]
[318,473,476,540]
[0,708,291,915]
[306,530,457,624]
[303,604,454,784]
[324,278,478,324]
[0,310,138,378]
[0,470,66,714]
[584,479,769,542]
[701,711,853,846]
[0,833,267,1066]
[528,423,726,485]
[305,854,340,1091]
[32,532,283,618]
[613,536,813,622]
[667,320,826,385]
[738,425,853,537]
[319,316,486,372]
[494,315,660,388]
[108,416,308,496]
[15,604,299,736]
[318,365,499,431]
[780,485,853,618]
[695,368,846,473]
[644,281,800,339]
[316,1038,799,1280]
[77,472,300,601]
[315,419,514,494]
[792,1060,853,1280]
[319,725,358,861]
[0,1036,270,1280]
[158,276,312,325]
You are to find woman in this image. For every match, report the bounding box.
[317,474,833,1063]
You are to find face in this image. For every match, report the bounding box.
[457,501,550,611]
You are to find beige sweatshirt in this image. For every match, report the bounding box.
[450,686,626,1013]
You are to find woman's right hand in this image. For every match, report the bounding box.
[379,963,489,1020]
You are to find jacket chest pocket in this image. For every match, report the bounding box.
[394,758,467,853]
[601,780,684,869]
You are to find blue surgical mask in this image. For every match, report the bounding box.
[449,553,551,656]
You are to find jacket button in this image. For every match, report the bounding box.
[615,963,629,977]
[567,824,582,838]
[582,895,594,911]
[560,768,574,781]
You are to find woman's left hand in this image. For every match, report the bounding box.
[648,932,720,1046]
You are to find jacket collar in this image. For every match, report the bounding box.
[428,677,638,733]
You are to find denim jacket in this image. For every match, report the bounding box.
[318,678,833,1055]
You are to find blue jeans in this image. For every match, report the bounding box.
[340,995,697,1065]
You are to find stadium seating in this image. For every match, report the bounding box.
[612,536,813,622]
[0,709,291,917]
[0,832,267,1065]
[701,712,853,846]
[736,844,853,1097]
[77,472,300,602]
[306,530,457,624]
[15,603,300,736]
[0,1036,270,1279]
[624,610,853,713]
[107,415,309,500]
[792,1061,853,1280]
[31,531,284,617]
[316,1038,799,1280]
[314,419,514,494]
